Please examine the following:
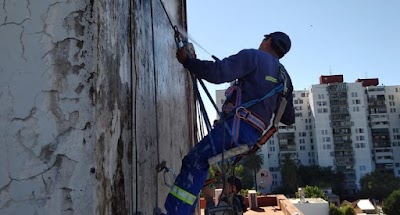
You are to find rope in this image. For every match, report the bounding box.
[158,0,175,30]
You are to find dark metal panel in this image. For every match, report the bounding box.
[132,0,158,213]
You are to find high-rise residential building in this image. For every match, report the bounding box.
[215,75,400,195]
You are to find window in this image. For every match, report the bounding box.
[299,99,303,104]
[300,146,306,150]
[301,93,306,97]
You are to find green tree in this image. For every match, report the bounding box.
[328,204,355,215]
[242,151,264,190]
[329,203,343,215]
[280,153,298,194]
[208,164,244,186]
[359,171,400,201]
[303,185,327,200]
[341,205,356,215]
[298,165,345,197]
[383,189,400,215]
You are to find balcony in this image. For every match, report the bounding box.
[278,132,295,139]
[329,100,348,106]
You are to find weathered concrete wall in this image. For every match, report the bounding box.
[0,0,193,214]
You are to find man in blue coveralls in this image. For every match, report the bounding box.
[164,32,295,215]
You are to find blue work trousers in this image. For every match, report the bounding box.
[164,118,260,215]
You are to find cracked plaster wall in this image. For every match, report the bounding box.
[0,0,193,214]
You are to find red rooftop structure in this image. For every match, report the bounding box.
[356,78,379,87]
[320,75,344,84]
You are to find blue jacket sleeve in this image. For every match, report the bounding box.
[183,49,257,84]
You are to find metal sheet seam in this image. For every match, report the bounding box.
[150,0,161,207]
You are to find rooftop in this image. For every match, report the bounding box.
[200,194,303,215]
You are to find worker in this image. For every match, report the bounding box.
[164,31,295,215]
[203,176,247,214]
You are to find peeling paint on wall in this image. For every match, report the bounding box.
[0,0,193,214]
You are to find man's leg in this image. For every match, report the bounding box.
[164,122,228,214]
[164,119,259,214]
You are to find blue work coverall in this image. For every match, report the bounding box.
[164,49,295,215]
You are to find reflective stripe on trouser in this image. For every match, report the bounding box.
[164,118,260,215]
[169,185,196,206]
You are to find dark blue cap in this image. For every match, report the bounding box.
[265,32,291,58]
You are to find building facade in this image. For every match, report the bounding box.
[215,75,400,195]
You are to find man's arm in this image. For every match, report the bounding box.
[178,49,257,84]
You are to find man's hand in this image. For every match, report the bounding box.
[176,43,196,64]
[176,47,188,64]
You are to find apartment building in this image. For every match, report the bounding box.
[215,75,400,195]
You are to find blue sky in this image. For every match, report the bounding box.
[185,0,400,120]
[186,0,400,89]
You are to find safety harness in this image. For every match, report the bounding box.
[204,65,289,187]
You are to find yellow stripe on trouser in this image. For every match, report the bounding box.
[169,185,197,205]
[265,76,278,83]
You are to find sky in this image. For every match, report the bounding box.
[185,0,400,121]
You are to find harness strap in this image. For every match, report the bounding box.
[236,107,266,133]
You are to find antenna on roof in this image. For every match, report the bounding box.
[329,65,332,75]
